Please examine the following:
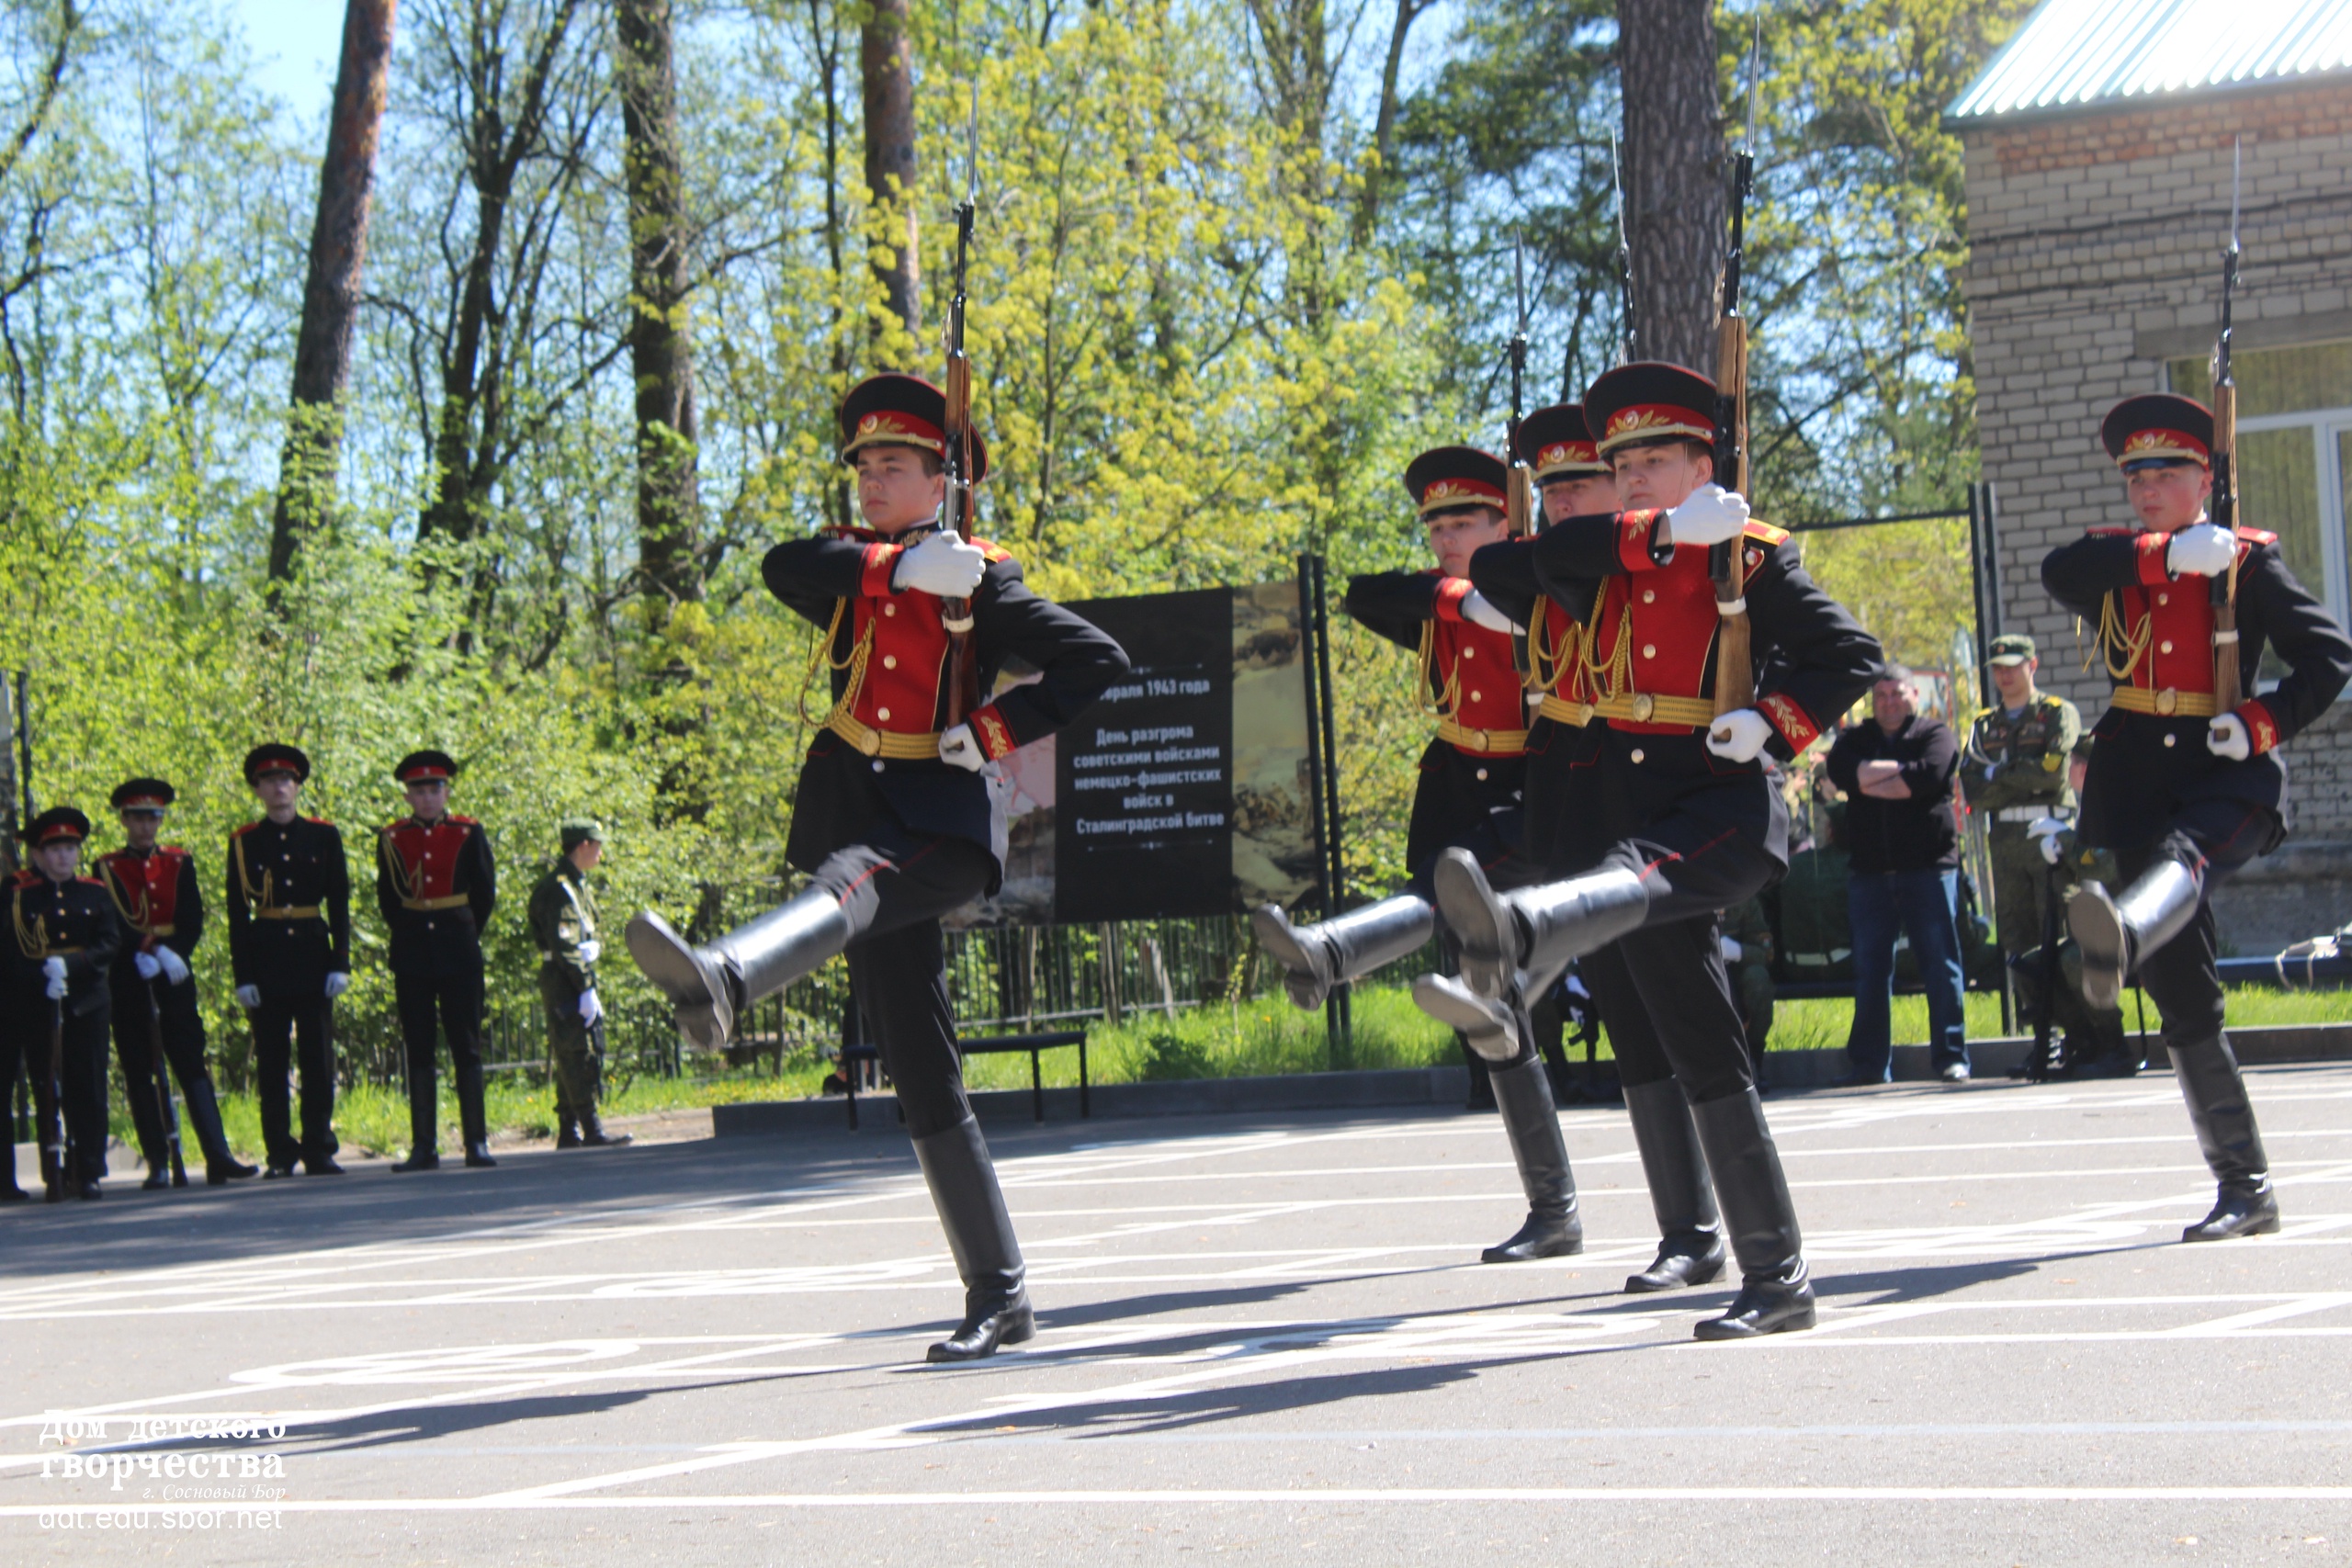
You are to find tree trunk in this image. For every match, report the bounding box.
[860,0,919,342]
[1618,0,1723,375]
[616,0,702,606]
[1352,0,1427,243]
[266,0,396,586]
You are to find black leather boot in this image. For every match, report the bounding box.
[1622,1079,1726,1293]
[1410,974,1521,1062]
[185,1077,258,1184]
[914,1116,1035,1362]
[579,1116,632,1147]
[1689,1089,1815,1339]
[2069,858,2200,1011]
[394,1061,439,1171]
[1432,850,1651,1000]
[2170,1032,2280,1241]
[1252,895,1435,1011]
[464,1142,498,1168]
[1480,1055,1583,1262]
[630,890,855,1052]
[556,1118,582,1149]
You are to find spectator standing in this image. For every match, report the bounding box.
[1826,668,1969,1083]
[529,819,629,1148]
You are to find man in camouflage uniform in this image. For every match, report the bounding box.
[530,819,629,1148]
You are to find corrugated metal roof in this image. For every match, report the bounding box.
[1947,0,2352,121]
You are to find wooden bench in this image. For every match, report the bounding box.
[839,1030,1090,1130]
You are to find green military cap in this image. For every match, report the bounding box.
[560,818,605,851]
[1986,634,2037,667]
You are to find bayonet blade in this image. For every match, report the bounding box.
[966,78,980,204]
[2229,135,2241,254]
[1744,9,1762,155]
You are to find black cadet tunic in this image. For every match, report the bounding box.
[226,816,353,1001]
[377,814,498,978]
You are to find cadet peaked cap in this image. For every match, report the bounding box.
[110,778,177,812]
[1514,404,1611,481]
[394,750,461,784]
[27,806,92,846]
[1403,446,1509,520]
[2102,393,2212,470]
[243,743,311,785]
[837,372,992,483]
[1583,361,1720,457]
[1986,634,2037,667]
[560,818,605,851]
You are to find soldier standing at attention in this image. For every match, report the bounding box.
[2042,393,2351,1241]
[530,818,628,1148]
[628,373,1128,1362]
[226,744,351,1179]
[379,750,498,1172]
[1961,637,2082,964]
[10,808,122,1201]
[97,780,256,1187]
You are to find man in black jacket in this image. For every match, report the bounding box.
[2042,392,2352,1242]
[8,808,123,1201]
[1825,669,1968,1084]
[628,372,1128,1362]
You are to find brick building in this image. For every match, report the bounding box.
[1950,1,2352,949]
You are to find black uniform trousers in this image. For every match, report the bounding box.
[813,825,996,1140]
[397,967,488,1147]
[56,1000,112,1184]
[251,995,338,1167]
[2117,796,2274,1046]
[109,976,209,1166]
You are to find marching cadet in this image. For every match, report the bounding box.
[97,780,256,1187]
[2042,393,2352,1241]
[9,808,123,1201]
[378,750,498,1171]
[228,744,352,1177]
[529,818,628,1147]
[629,372,1127,1362]
[1427,361,1880,1338]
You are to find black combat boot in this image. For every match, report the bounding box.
[183,1077,258,1184]
[393,1073,439,1171]
[556,1118,583,1150]
[579,1115,632,1148]
[1432,850,1652,1000]
[629,890,855,1052]
[1689,1089,1815,1340]
[1251,895,1436,1011]
[913,1116,1035,1363]
[1478,1054,1583,1262]
[2170,1032,2280,1241]
[1622,1079,1726,1293]
[2069,859,2200,1011]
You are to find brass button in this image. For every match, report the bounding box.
[2163,734,2177,749]
[1476,767,1489,782]
[1462,647,1475,660]
[876,707,891,721]
[883,655,898,670]
[2158,592,2169,604]
[2154,688,2177,716]
[872,761,885,773]
[1643,590,1656,604]
[883,604,897,617]
[1630,748,1646,764]
[1642,644,1657,660]
[2159,640,2174,654]
[1632,694,1657,722]
[1469,691,1482,703]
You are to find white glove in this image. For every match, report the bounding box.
[42,955,67,999]
[1720,935,1744,963]
[937,724,987,773]
[576,939,601,966]
[157,946,190,986]
[133,951,163,980]
[323,971,350,999]
[580,988,604,1025]
[2208,712,2251,761]
[1665,483,1749,547]
[1705,707,1773,763]
[2166,523,2236,578]
[2027,815,2068,865]
[234,984,261,1010]
[892,530,988,597]
[1460,590,1522,636]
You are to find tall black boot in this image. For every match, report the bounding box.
[1251,895,1435,1011]
[1479,1054,1583,1262]
[457,1053,493,1167]
[913,1115,1035,1362]
[2069,859,2200,1011]
[391,1071,440,1172]
[1432,850,1651,1000]
[1623,1079,1726,1293]
[182,1077,257,1185]
[1689,1089,1815,1339]
[2170,1032,2279,1241]
[629,889,854,1051]
[1410,973,1521,1062]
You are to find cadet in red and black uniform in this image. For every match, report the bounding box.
[377,750,499,1171]
[228,744,353,1177]
[7,808,123,1201]
[1431,362,1880,1339]
[2043,394,2352,1243]
[630,372,1127,1363]
[97,779,256,1188]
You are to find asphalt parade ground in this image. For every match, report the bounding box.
[4,1065,2350,1567]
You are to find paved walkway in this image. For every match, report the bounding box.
[5,1066,2349,1564]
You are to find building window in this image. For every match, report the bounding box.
[2169,341,2352,680]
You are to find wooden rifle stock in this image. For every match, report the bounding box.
[1711,312,1754,716]
[942,347,980,726]
[2211,381,2241,716]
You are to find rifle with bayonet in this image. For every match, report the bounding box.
[941,81,985,727]
[1710,14,1762,719]
[1507,234,1534,539]
[1611,128,1635,365]
[145,978,187,1186]
[2211,138,2244,713]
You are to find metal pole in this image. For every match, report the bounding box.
[1310,555,1351,1049]
[1295,558,1339,1059]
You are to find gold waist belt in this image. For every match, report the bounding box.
[139,923,175,938]
[1436,716,1528,755]
[400,894,471,912]
[1536,695,1595,727]
[826,709,944,761]
[2109,686,2218,719]
[1592,691,1719,729]
[255,906,321,921]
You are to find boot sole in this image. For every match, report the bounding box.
[1481,1236,1584,1263]
[925,1306,1036,1362]
[1250,906,1330,1011]
[626,911,733,1050]
[1411,975,1519,1062]
[1624,1251,1729,1294]
[1431,852,1513,996]
[2068,886,2127,1011]
[1693,1300,1817,1339]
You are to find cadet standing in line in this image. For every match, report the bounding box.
[226,744,351,1179]
[628,373,1128,1362]
[96,779,256,1187]
[378,750,498,1172]
[529,818,628,1148]
[9,807,123,1201]
[2042,393,2352,1242]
